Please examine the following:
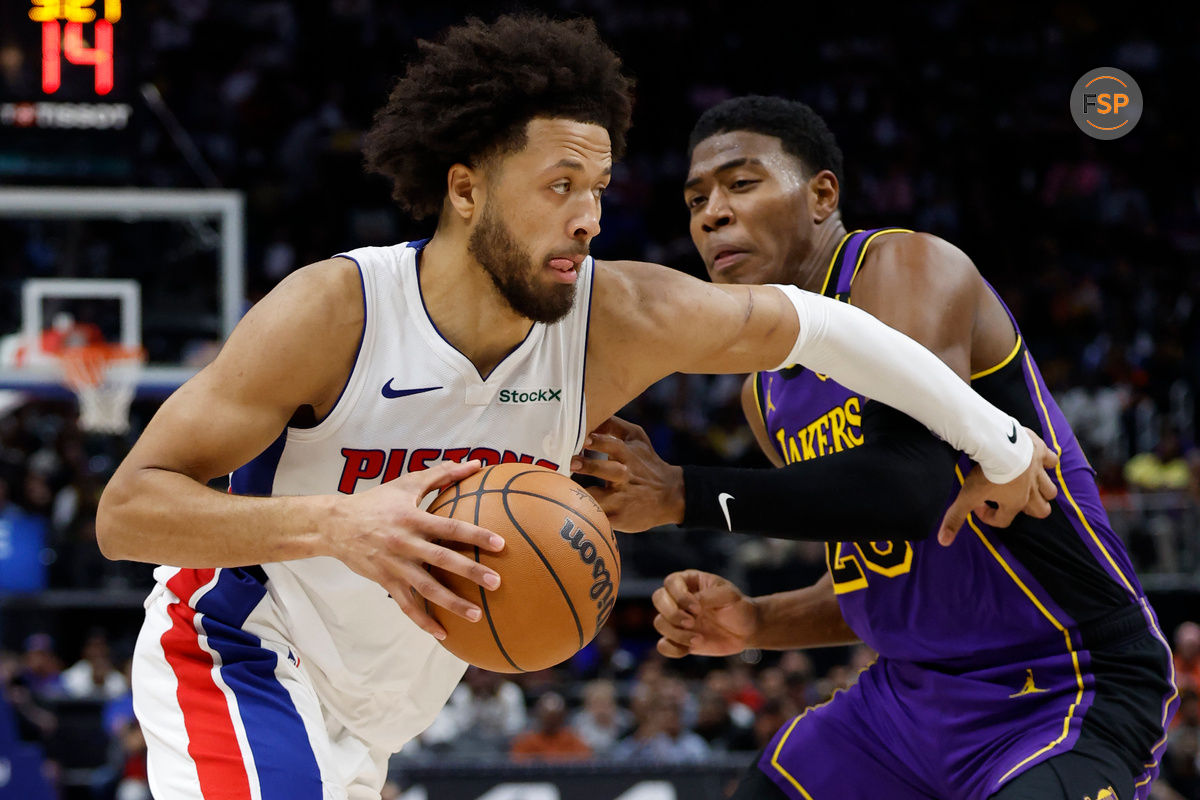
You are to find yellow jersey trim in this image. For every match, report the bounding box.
[1024,341,1171,787]
[1133,596,1179,786]
[1023,351,1138,599]
[847,227,913,289]
[971,334,1023,381]
[954,465,1086,784]
[818,231,857,297]
[769,687,849,799]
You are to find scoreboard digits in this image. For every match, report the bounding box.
[28,0,122,96]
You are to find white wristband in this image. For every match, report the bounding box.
[770,284,1033,483]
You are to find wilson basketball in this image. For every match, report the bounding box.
[427,463,619,673]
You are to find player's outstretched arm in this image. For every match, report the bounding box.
[586,258,1055,531]
[653,570,858,658]
[96,259,503,640]
[575,406,958,539]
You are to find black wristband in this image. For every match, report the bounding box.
[681,402,959,541]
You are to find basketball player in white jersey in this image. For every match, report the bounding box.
[95,14,1057,800]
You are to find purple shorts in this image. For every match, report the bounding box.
[760,651,1097,800]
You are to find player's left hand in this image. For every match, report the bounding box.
[570,416,684,532]
[938,427,1059,545]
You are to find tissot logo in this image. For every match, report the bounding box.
[498,388,562,403]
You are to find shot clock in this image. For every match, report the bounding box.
[31,0,122,96]
[1,0,136,180]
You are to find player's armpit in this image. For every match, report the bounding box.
[741,373,784,468]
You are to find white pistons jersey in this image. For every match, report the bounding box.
[145,240,593,756]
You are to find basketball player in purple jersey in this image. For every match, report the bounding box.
[575,96,1177,799]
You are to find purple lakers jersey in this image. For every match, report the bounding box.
[756,228,1147,666]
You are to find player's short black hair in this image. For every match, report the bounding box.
[688,96,843,186]
[363,14,635,220]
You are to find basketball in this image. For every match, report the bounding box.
[427,463,620,673]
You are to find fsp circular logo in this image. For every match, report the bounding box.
[1071,68,1142,140]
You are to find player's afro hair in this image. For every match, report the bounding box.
[688,96,844,186]
[363,14,635,220]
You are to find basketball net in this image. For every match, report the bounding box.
[57,343,145,434]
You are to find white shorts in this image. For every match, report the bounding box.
[132,567,392,800]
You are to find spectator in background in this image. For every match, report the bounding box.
[724,659,765,713]
[420,667,526,758]
[62,629,128,700]
[570,626,638,684]
[571,679,632,756]
[1174,622,1200,693]
[112,718,150,800]
[611,693,709,763]
[0,647,57,745]
[752,698,795,752]
[849,643,878,675]
[102,658,136,740]
[17,634,63,698]
[782,669,818,714]
[755,666,787,706]
[692,688,756,752]
[0,477,50,593]
[1125,426,1193,492]
[509,691,592,762]
[702,668,757,729]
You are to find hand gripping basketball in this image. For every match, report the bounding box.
[324,459,506,641]
[426,463,620,673]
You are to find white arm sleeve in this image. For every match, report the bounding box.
[770,284,1033,484]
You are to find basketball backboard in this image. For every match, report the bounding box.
[0,187,244,399]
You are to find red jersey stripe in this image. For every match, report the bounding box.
[162,568,253,799]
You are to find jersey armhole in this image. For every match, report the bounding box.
[287,255,370,440]
[748,372,784,465]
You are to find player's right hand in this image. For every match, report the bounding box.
[652,569,759,658]
[324,459,506,641]
[938,427,1059,545]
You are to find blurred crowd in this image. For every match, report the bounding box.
[0,0,1199,797]
[8,618,1200,799]
[1,628,144,799]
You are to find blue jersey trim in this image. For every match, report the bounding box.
[575,259,595,454]
[229,430,287,497]
[320,254,369,421]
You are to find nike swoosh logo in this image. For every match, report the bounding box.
[381,380,441,399]
[717,492,735,531]
[1007,423,1018,444]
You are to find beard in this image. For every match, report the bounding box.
[467,201,577,324]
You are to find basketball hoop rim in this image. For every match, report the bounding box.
[56,343,147,389]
